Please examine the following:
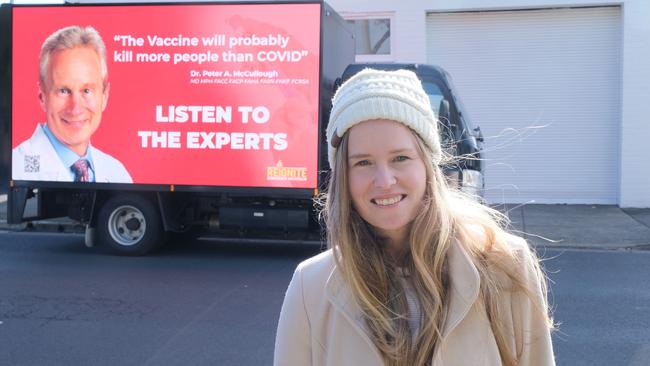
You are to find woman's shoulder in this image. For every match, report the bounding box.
[295,248,337,285]
[462,224,541,281]
[465,224,534,259]
[503,232,534,260]
[485,231,544,289]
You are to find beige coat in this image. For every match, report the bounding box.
[274,236,555,366]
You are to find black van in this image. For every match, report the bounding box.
[337,63,485,197]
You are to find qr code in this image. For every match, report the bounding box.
[24,155,40,173]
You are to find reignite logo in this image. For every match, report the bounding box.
[267,161,307,181]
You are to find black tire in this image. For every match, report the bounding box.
[96,194,164,256]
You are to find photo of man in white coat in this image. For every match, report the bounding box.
[12,25,132,183]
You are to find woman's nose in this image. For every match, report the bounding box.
[373,164,397,189]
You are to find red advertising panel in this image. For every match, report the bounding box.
[12,4,321,188]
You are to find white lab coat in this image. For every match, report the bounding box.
[12,124,133,183]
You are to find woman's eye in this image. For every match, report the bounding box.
[394,155,410,162]
[354,160,370,167]
[83,88,92,94]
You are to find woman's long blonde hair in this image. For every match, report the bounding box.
[322,130,553,366]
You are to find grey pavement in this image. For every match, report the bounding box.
[1,194,649,250]
[502,203,650,250]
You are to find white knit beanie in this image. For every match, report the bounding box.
[327,68,441,168]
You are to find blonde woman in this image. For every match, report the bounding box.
[274,69,555,366]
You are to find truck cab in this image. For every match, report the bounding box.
[338,63,484,197]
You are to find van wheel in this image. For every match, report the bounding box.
[97,194,163,256]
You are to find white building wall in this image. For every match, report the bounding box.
[393,10,427,63]
[329,0,650,208]
[335,1,429,63]
[619,1,650,208]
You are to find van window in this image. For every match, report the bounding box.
[441,71,475,132]
[422,81,444,118]
[422,81,453,145]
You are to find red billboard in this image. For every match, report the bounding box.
[11,4,321,188]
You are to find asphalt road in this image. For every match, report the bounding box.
[1,232,649,366]
[544,247,650,366]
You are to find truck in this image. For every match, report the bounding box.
[1,1,355,255]
[0,2,483,256]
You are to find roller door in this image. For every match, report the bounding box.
[426,7,621,204]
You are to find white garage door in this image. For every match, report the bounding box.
[426,7,621,204]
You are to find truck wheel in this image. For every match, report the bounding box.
[97,194,163,256]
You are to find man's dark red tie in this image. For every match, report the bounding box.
[71,159,90,182]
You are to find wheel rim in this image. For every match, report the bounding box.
[107,205,147,246]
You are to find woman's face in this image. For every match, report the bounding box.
[347,119,427,245]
